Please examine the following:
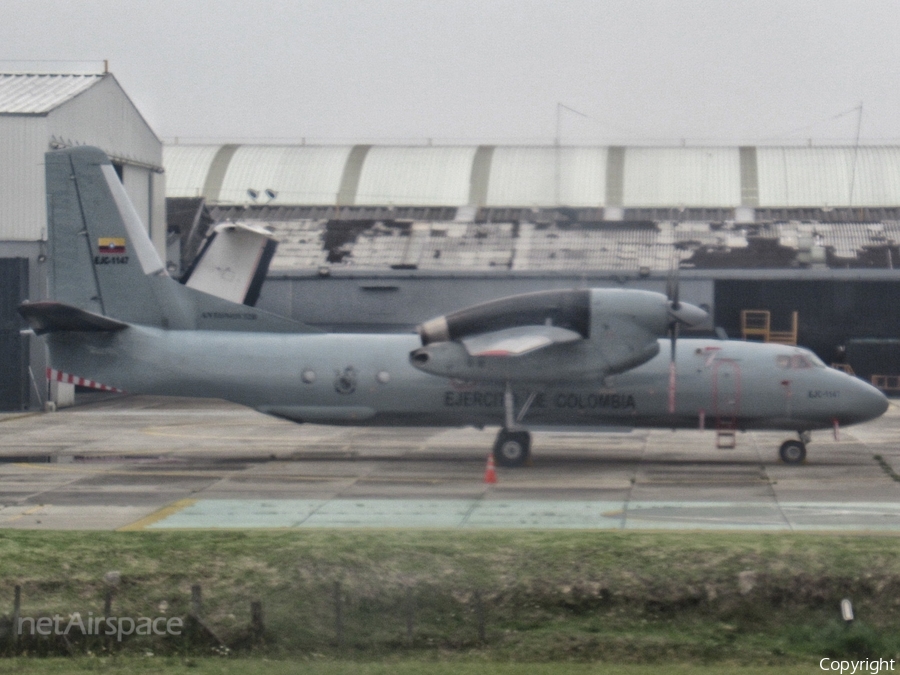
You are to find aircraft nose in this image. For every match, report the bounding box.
[846,377,889,423]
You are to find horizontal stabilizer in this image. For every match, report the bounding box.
[18,301,130,335]
[183,222,278,306]
[462,325,582,357]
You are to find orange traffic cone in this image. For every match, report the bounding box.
[484,454,497,484]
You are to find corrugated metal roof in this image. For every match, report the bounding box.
[218,145,353,205]
[486,147,607,207]
[0,73,103,114]
[756,147,900,207]
[623,147,741,207]
[163,145,221,198]
[163,143,900,209]
[355,146,476,206]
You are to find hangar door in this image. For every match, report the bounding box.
[0,258,28,411]
[714,279,900,361]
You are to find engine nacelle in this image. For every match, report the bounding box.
[410,337,625,384]
[419,289,591,345]
[410,288,706,385]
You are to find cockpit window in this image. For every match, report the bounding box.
[791,355,812,369]
[806,352,827,368]
[777,352,825,369]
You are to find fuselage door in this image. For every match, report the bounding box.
[712,358,741,427]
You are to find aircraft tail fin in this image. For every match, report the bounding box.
[45,146,172,325]
[44,146,316,333]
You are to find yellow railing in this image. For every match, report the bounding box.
[740,309,798,345]
[872,375,900,392]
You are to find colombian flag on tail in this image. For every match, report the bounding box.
[98,237,126,254]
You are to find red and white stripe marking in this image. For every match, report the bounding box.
[46,368,124,393]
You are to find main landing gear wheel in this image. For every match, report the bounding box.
[779,440,807,464]
[493,429,531,468]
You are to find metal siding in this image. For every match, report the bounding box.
[355,146,476,206]
[164,145,221,198]
[0,74,101,114]
[851,147,900,205]
[562,147,608,206]
[46,76,161,167]
[757,147,852,207]
[486,147,552,206]
[754,146,900,207]
[486,147,607,207]
[218,145,353,205]
[623,147,741,207]
[0,115,47,240]
[122,165,151,236]
[165,144,900,209]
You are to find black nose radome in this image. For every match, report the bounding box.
[411,350,430,364]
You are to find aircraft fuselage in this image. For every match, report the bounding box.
[47,328,888,432]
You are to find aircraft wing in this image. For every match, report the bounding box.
[462,325,582,357]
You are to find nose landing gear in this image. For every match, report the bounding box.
[493,429,532,467]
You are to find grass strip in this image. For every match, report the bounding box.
[0,530,896,663]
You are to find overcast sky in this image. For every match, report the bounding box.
[3,0,899,145]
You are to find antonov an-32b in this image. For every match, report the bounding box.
[19,147,889,467]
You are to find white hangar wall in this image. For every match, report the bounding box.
[621,147,740,208]
[0,71,164,411]
[0,73,164,252]
[756,147,900,207]
[164,143,900,211]
[0,115,47,241]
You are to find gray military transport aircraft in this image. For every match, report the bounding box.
[18,147,889,467]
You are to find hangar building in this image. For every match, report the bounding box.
[164,143,900,386]
[0,68,165,411]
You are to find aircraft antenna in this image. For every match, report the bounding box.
[848,102,863,207]
[555,103,588,205]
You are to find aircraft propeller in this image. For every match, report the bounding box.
[666,266,681,414]
[663,264,707,414]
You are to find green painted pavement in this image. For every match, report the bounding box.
[145,499,900,531]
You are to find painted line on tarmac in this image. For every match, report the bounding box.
[10,462,451,484]
[140,425,487,450]
[0,443,77,448]
[118,498,197,531]
[12,463,233,479]
[2,504,48,524]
